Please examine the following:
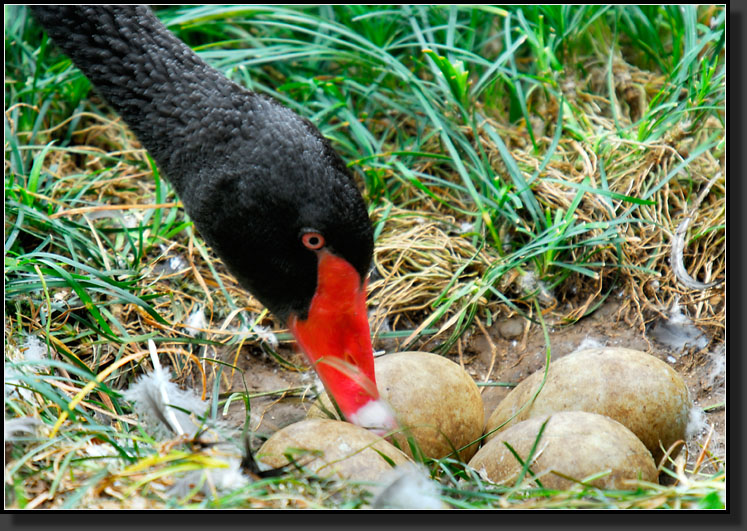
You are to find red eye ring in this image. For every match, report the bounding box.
[301,231,325,250]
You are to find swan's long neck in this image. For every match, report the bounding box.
[32,6,265,194]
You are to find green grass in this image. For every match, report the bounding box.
[5,5,725,509]
[152,4,724,344]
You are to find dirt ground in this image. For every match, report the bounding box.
[214,297,726,478]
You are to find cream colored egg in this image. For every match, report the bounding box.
[308,351,484,461]
[470,411,658,490]
[485,347,691,464]
[257,418,411,482]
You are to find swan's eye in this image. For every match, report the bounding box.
[301,232,325,250]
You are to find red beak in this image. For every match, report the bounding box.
[288,250,396,433]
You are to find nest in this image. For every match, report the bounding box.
[368,205,492,338]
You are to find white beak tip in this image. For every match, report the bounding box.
[348,399,398,436]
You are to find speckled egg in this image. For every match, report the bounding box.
[470,411,658,490]
[485,347,691,464]
[257,418,411,482]
[308,351,484,461]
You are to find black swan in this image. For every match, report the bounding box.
[31,5,396,433]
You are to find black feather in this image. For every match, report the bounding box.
[32,5,373,321]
